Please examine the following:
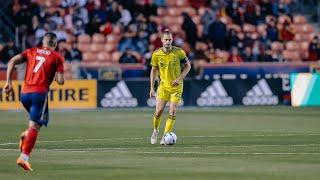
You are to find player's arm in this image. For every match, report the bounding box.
[172,50,191,87]
[150,66,159,97]
[150,52,158,98]
[54,72,64,85]
[3,54,26,94]
[54,56,65,85]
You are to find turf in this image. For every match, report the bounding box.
[0,106,320,180]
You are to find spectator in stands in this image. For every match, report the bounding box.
[271,49,285,62]
[189,0,206,9]
[134,31,149,55]
[65,43,82,62]
[241,46,254,62]
[266,19,279,42]
[35,23,49,45]
[0,40,20,64]
[227,47,243,63]
[89,3,107,23]
[57,41,70,59]
[74,5,89,25]
[50,11,64,26]
[244,4,264,25]
[279,21,295,42]
[252,40,261,61]
[106,2,121,24]
[259,30,270,47]
[308,36,320,61]
[208,17,227,50]
[226,29,239,49]
[260,0,273,17]
[182,12,198,48]
[200,8,216,38]
[257,47,273,62]
[118,4,132,26]
[119,49,139,63]
[153,0,166,7]
[53,25,68,41]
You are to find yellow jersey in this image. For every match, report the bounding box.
[150,46,188,91]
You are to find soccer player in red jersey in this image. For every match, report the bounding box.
[3,33,65,171]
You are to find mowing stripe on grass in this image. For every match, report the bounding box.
[0,148,320,155]
[1,133,320,146]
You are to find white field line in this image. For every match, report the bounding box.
[1,133,320,146]
[0,148,319,155]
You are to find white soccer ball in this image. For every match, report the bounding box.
[163,132,177,145]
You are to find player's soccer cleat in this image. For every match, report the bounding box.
[150,130,159,144]
[160,136,165,145]
[19,130,27,152]
[16,156,33,171]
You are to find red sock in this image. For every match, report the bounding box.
[22,127,39,156]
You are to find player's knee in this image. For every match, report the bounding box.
[28,121,41,130]
[155,109,164,117]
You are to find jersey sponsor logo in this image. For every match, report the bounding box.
[100,81,138,108]
[242,79,279,105]
[196,80,233,106]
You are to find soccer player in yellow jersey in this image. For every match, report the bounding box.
[149,30,191,145]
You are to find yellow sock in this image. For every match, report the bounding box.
[164,115,176,134]
[153,114,161,130]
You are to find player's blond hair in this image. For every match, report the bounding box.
[161,29,173,38]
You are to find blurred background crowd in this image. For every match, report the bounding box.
[0,0,319,79]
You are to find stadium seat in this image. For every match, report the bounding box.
[198,7,207,16]
[97,52,111,62]
[271,41,284,51]
[66,34,76,43]
[300,41,310,51]
[64,43,72,51]
[228,24,242,33]
[82,52,97,62]
[111,51,122,63]
[192,16,201,25]
[176,0,188,7]
[257,24,267,34]
[286,41,299,51]
[283,50,301,61]
[157,7,167,17]
[220,16,232,25]
[104,43,116,52]
[291,24,304,33]
[90,43,105,52]
[293,15,307,24]
[243,24,256,33]
[92,33,105,43]
[78,34,91,43]
[106,34,121,43]
[77,43,90,52]
[302,24,314,33]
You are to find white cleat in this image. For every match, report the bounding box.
[150,130,158,144]
[160,136,165,145]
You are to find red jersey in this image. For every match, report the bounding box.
[21,47,64,93]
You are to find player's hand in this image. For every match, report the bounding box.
[149,88,156,98]
[3,82,13,95]
[171,78,181,87]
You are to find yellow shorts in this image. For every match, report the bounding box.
[157,85,182,104]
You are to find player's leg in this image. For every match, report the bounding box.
[160,90,181,145]
[19,94,32,152]
[17,93,47,171]
[151,86,169,144]
[151,98,167,144]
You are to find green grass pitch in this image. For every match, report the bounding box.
[0,106,320,180]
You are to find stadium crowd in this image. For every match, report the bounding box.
[0,0,319,74]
